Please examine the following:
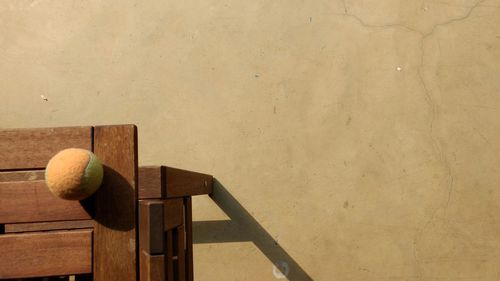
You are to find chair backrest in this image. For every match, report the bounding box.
[0,125,138,281]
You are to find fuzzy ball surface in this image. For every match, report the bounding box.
[45,148,103,200]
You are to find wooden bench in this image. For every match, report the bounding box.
[0,125,212,281]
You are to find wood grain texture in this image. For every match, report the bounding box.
[139,166,165,199]
[165,230,174,281]
[0,170,45,182]
[184,197,194,281]
[139,200,164,255]
[165,167,213,198]
[140,250,166,281]
[0,229,92,279]
[93,125,138,281]
[138,166,213,198]
[0,126,93,171]
[176,225,186,281]
[5,219,94,233]
[0,180,92,224]
[164,198,184,231]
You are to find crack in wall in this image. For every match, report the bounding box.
[337,0,486,279]
[340,0,422,33]
[413,2,484,280]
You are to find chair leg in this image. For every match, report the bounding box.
[175,225,186,281]
[184,197,194,281]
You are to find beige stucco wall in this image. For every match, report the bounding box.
[2,0,500,280]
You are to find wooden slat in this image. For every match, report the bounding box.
[185,197,194,281]
[0,170,45,182]
[176,225,186,281]
[0,229,92,279]
[5,219,94,233]
[139,200,164,254]
[140,250,165,281]
[165,230,174,281]
[0,126,93,171]
[0,180,92,224]
[93,125,137,281]
[165,167,213,198]
[164,198,184,231]
[138,166,165,199]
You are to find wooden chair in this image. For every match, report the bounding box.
[0,125,212,281]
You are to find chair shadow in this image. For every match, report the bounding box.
[193,179,314,281]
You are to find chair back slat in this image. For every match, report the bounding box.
[0,229,92,279]
[0,180,91,224]
[0,126,93,171]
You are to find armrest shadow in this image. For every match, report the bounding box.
[193,179,313,281]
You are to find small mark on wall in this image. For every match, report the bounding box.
[343,201,349,208]
[345,115,352,125]
[359,267,370,272]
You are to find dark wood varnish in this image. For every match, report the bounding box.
[140,250,166,281]
[93,125,138,281]
[0,229,92,279]
[139,166,165,199]
[164,198,184,231]
[139,200,165,255]
[165,167,213,198]
[0,126,93,171]
[0,180,92,224]
[185,197,194,281]
[138,166,213,199]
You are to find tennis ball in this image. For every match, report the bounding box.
[45,148,104,200]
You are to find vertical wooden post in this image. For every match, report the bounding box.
[165,230,174,281]
[93,125,138,281]
[139,200,166,281]
[176,225,186,281]
[140,250,166,281]
[184,197,194,281]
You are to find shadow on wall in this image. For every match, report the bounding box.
[193,179,313,281]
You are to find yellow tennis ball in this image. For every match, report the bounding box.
[45,148,104,200]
